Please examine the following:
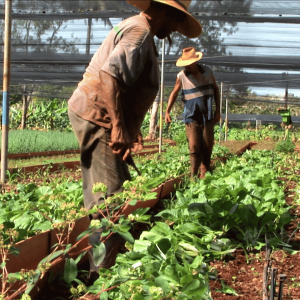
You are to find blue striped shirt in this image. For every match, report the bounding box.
[177,64,215,124]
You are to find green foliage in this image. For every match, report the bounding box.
[8,99,72,131]
[1,127,298,299]
[0,130,79,154]
[0,180,85,242]
[216,125,286,141]
[275,139,296,153]
[82,150,293,299]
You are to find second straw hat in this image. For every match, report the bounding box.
[176,47,203,67]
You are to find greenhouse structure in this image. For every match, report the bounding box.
[0,1,300,299]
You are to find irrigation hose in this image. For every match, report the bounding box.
[270,268,278,300]
[277,274,287,300]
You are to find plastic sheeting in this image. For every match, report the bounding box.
[0,0,299,99]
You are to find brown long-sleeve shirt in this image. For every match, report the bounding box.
[68,14,159,140]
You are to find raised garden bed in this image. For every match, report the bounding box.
[1,139,177,175]
[4,141,296,299]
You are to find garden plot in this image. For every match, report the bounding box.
[1,140,300,299]
[2,137,176,171]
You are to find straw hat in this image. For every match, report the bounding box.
[176,47,203,67]
[126,0,202,38]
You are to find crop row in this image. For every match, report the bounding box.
[0,122,292,156]
[1,142,298,299]
[84,150,294,299]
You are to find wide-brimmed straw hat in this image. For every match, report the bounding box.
[176,47,203,67]
[126,0,202,38]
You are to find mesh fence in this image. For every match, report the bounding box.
[0,0,299,103]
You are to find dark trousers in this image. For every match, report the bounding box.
[185,120,214,178]
[68,108,131,211]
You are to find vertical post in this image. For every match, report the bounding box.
[86,18,92,55]
[285,72,288,110]
[159,39,165,154]
[219,82,223,143]
[225,98,228,142]
[1,0,12,182]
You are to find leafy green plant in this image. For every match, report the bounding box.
[0,129,79,154]
[215,280,238,296]
[0,180,85,242]
[275,139,296,153]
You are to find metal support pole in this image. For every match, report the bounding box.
[224,98,228,142]
[1,0,12,182]
[219,82,223,143]
[285,72,288,110]
[159,39,165,154]
[86,18,92,55]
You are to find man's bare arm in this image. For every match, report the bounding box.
[165,77,182,123]
[99,70,132,160]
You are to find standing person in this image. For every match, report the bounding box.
[68,1,202,272]
[165,47,220,179]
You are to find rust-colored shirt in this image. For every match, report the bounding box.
[68,14,159,140]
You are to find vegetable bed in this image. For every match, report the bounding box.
[1,140,300,300]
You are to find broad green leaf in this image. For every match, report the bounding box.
[183,279,200,293]
[143,192,158,200]
[118,231,135,244]
[34,186,53,197]
[190,255,204,269]
[128,199,138,206]
[93,242,106,266]
[180,275,193,286]
[132,207,150,216]
[150,222,172,237]
[154,275,170,294]
[100,292,108,300]
[216,280,238,296]
[64,258,78,283]
[188,203,207,216]
[263,191,277,201]
[32,220,52,231]
[164,264,180,282]
[176,223,201,234]
[133,240,152,252]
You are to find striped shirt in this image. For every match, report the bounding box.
[177,64,215,124]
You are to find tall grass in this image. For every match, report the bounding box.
[0,130,79,154]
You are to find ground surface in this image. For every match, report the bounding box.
[3,140,300,300]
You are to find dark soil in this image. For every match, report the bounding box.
[3,140,300,300]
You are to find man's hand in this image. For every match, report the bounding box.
[109,125,132,161]
[165,111,172,124]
